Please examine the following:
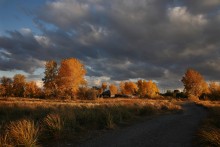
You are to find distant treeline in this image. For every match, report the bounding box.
[0,58,219,100]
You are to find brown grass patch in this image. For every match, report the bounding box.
[195,101,220,146]
[0,97,182,146]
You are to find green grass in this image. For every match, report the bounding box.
[0,98,182,146]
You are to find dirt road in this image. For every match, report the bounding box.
[79,102,207,147]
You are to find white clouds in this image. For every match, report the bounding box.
[168,7,207,27]
[34,35,51,47]
[40,0,91,29]
[78,24,109,45]
[19,28,32,36]
[1,0,220,89]
[0,49,11,61]
[85,76,111,87]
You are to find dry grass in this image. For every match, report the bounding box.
[43,113,64,139]
[6,119,40,147]
[198,127,220,146]
[0,132,12,147]
[195,100,220,147]
[0,97,182,146]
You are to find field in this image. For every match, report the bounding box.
[195,100,220,146]
[0,97,182,146]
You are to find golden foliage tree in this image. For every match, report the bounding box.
[1,76,12,97]
[119,82,125,94]
[13,74,26,97]
[145,80,159,98]
[208,82,220,100]
[24,81,41,98]
[109,84,118,95]
[0,84,6,97]
[42,60,58,97]
[182,69,208,97]
[57,58,86,98]
[137,80,159,98]
[125,82,138,95]
[120,81,138,95]
[101,82,108,92]
[137,80,147,97]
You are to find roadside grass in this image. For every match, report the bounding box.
[195,100,220,147]
[0,98,182,146]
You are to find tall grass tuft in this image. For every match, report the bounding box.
[43,113,64,139]
[105,112,115,129]
[0,132,13,147]
[195,101,220,146]
[198,127,220,146]
[7,119,39,147]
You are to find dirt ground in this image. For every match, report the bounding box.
[78,102,207,147]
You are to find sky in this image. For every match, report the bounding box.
[1,0,220,90]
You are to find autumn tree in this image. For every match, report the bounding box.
[42,60,58,97]
[119,82,125,94]
[137,80,147,97]
[101,82,108,92]
[1,76,12,97]
[137,80,159,98]
[125,82,138,95]
[24,81,41,98]
[57,58,86,98]
[182,69,208,98]
[12,74,26,97]
[208,82,220,100]
[109,84,118,95]
[145,80,159,98]
[120,81,138,95]
[0,84,6,97]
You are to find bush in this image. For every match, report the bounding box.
[198,127,220,146]
[43,113,64,139]
[77,87,97,100]
[0,132,12,147]
[7,119,40,147]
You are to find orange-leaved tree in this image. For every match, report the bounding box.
[57,58,86,98]
[119,82,125,94]
[101,82,108,92]
[0,84,6,97]
[137,80,159,98]
[24,81,41,98]
[1,76,13,97]
[208,82,220,100]
[145,80,159,98]
[137,80,147,97]
[182,69,208,98]
[120,81,138,95]
[109,84,118,95]
[13,74,26,97]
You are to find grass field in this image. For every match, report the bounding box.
[0,97,182,146]
[195,100,220,147]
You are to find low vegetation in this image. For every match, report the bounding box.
[194,101,220,146]
[0,98,181,146]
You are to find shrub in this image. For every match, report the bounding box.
[0,132,12,147]
[188,94,199,102]
[43,113,64,139]
[77,87,97,100]
[7,119,39,147]
[105,112,115,129]
[198,127,220,146]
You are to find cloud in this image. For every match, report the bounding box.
[1,0,220,89]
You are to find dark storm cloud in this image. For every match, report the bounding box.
[1,0,220,89]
